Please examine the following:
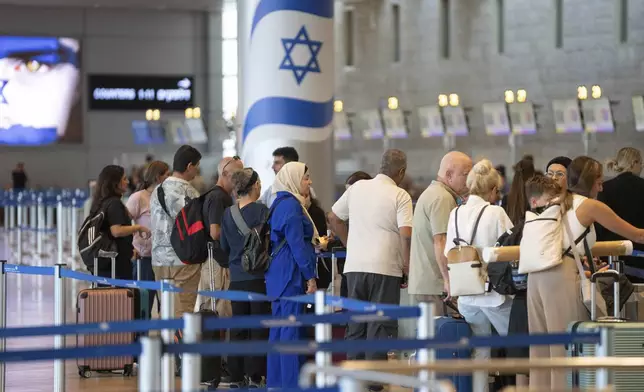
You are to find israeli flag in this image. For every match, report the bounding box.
[0,36,80,145]
[242,0,334,183]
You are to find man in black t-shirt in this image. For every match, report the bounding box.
[197,156,244,314]
[11,162,28,190]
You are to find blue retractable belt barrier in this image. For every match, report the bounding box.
[0,332,600,363]
[3,265,55,276]
[0,308,420,339]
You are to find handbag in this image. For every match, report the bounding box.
[563,216,608,319]
[446,205,489,297]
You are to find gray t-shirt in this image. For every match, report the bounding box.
[408,181,458,295]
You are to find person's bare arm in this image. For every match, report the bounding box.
[577,199,644,244]
[433,233,450,296]
[399,226,412,275]
[110,224,148,238]
[210,224,222,241]
[327,212,348,246]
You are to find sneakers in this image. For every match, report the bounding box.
[228,380,247,389]
[228,376,264,389]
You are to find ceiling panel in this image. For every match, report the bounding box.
[0,0,234,11]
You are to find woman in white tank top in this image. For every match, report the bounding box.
[528,157,644,391]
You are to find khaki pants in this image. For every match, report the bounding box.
[153,264,202,320]
[527,256,588,390]
[194,261,232,317]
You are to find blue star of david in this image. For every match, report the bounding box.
[0,80,8,104]
[279,25,322,85]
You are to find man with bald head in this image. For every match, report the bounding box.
[196,156,244,314]
[408,151,472,315]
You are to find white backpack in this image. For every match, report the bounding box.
[518,204,564,274]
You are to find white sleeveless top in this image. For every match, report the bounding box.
[562,194,596,255]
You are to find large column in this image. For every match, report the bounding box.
[239,0,335,209]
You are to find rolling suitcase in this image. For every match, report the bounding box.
[434,301,473,392]
[77,250,138,378]
[174,243,221,389]
[569,270,644,391]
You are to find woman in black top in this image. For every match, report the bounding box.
[90,165,149,280]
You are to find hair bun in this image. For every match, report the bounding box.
[472,159,493,176]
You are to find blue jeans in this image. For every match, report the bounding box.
[132,257,157,314]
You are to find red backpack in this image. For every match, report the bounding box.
[157,185,211,265]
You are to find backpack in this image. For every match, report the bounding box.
[518,204,565,274]
[157,185,211,265]
[229,200,286,275]
[488,221,527,295]
[446,204,489,297]
[77,199,118,271]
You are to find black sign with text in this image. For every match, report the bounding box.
[88,75,194,111]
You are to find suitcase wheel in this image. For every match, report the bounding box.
[78,367,92,379]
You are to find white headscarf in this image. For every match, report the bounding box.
[272,162,320,242]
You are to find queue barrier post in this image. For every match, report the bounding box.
[16,195,22,265]
[139,336,163,392]
[56,198,63,265]
[339,376,365,392]
[37,197,44,262]
[0,260,7,392]
[416,302,435,392]
[315,290,331,387]
[70,199,78,270]
[595,328,610,390]
[181,312,202,391]
[46,202,54,231]
[161,279,176,392]
[53,263,67,392]
[2,202,7,233]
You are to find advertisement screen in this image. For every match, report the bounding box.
[88,74,194,111]
[0,36,82,146]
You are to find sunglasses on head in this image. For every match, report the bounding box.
[221,156,240,173]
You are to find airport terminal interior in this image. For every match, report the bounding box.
[3,0,644,391]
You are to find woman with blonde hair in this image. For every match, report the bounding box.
[265,162,320,388]
[597,147,644,282]
[444,159,513,392]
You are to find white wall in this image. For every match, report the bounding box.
[333,0,644,182]
[0,6,224,188]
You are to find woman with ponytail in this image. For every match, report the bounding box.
[502,158,536,225]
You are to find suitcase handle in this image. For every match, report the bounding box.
[590,270,620,283]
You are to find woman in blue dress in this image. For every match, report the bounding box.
[266,162,319,388]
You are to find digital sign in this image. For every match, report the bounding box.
[0,36,82,145]
[88,75,194,111]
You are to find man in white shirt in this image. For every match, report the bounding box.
[329,149,413,381]
[408,151,472,315]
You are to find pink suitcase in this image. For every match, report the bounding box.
[76,251,137,378]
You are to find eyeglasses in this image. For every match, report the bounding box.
[221,156,240,173]
[547,171,566,179]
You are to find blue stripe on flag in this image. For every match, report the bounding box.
[251,0,334,38]
[243,97,334,143]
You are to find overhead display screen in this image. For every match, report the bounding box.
[88,74,194,111]
[0,36,82,145]
[482,102,510,136]
[553,99,583,133]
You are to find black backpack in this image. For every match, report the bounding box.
[488,220,527,295]
[157,185,211,265]
[77,199,118,271]
[230,200,286,275]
